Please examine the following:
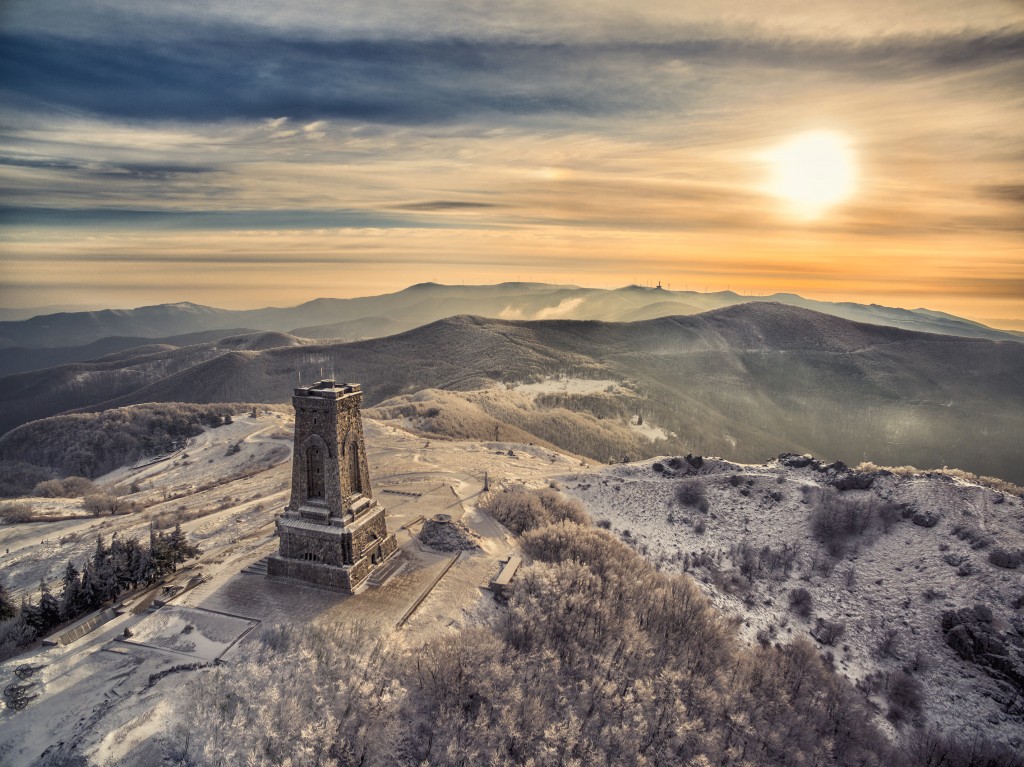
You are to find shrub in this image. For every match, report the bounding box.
[33,476,95,498]
[989,548,1022,569]
[0,501,34,524]
[809,491,875,556]
[480,489,556,534]
[876,628,899,658]
[83,493,128,517]
[789,587,813,618]
[887,671,923,722]
[675,480,709,513]
[812,619,846,646]
[536,489,589,526]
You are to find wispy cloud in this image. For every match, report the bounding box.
[0,1,1021,321]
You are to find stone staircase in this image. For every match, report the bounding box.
[367,553,405,587]
[241,557,270,576]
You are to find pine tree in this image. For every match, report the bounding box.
[20,595,43,636]
[60,560,83,620]
[79,562,100,611]
[39,581,60,633]
[150,525,170,577]
[0,578,16,621]
[110,534,132,592]
[92,533,108,571]
[92,534,117,604]
[169,523,188,569]
[131,541,155,586]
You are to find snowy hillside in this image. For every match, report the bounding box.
[560,455,1024,749]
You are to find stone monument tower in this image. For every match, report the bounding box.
[267,379,397,592]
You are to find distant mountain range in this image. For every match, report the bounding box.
[2,302,1021,483]
[0,283,1019,364]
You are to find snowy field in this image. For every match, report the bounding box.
[511,376,623,396]
[123,606,258,662]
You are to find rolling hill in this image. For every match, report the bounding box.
[0,328,258,376]
[2,303,1022,483]
[1,283,1019,354]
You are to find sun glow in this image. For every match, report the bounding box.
[766,131,857,219]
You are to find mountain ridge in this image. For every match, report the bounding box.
[2,302,1021,483]
[1,283,1019,352]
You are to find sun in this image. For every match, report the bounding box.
[765,131,857,219]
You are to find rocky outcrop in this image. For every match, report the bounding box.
[942,605,1024,696]
[419,515,482,552]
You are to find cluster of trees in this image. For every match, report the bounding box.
[809,490,905,557]
[0,403,238,495]
[479,486,589,534]
[0,525,198,660]
[176,487,1024,767]
[31,476,96,498]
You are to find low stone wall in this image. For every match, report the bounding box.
[267,555,353,592]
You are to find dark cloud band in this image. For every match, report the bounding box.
[2,28,1021,124]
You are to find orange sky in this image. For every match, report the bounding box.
[1,0,1022,324]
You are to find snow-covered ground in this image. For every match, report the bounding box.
[511,376,623,397]
[3,408,1021,762]
[559,456,1024,749]
[0,415,578,766]
[627,414,672,442]
[125,606,258,662]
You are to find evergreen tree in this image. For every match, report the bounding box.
[110,534,132,593]
[38,581,60,633]
[169,523,188,569]
[79,562,100,611]
[92,534,117,604]
[20,595,42,636]
[92,533,108,571]
[0,578,15,621]
[131,540,155,586]
[150,525,170,577]
[60,560,83,620]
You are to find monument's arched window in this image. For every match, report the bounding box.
[348,440,362,495]
[306,444,325,499]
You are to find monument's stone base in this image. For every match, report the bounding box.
[269,498,398,593]
[267,555,359,592]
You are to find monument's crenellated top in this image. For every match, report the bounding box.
[294,380,361,399]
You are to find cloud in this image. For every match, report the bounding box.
[394,201,500,211]
[0,155,220,179]
[978,184,1024,203]
[0,206,478,230]
[498,306,526,319]
[1,28,1021,124]
[535,297,585,318]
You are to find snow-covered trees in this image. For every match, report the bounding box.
[1,526,199,660]
[178,623,402,767]
[176,488,909,767]
[0,578,14,621]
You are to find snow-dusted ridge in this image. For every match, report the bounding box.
[559,454,1024,748]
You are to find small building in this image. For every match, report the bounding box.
[267,380,397,593]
